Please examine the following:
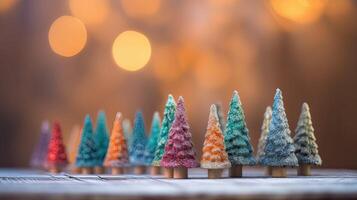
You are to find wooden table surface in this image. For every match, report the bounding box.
[0,168,357,200]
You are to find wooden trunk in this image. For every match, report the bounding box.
[298,164,311,176]
[229,165,242,178]
[150,166,161,175]
[208,169,223,179]
[134,166,146,174]
[112,167,124,175]
[124,167,132,174]
[173,167,188,179]
[71,167,81,174]
[81,167,93,175]
[163,167,173,178]
[94,166,105,174]
[48,166,59,174]
[271,167,287,178]
[265,166,272,176]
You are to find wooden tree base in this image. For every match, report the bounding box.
[265,166,272,176]
[134,166,146,174]
[271,167,287,178]
[48,167,59,174]
[150,166,161,175]
[173,167,188,179]
[81,167,93,175]
[298,164,311,176]
[94,166,104,174]
[229,165,242,178]
[124,167,132,174]
[208,169,223,179]
[71,167,81,174]
[163,167,173,178]
[112,167,124,175]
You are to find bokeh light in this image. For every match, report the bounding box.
[270,0,326,25]
[121,0,161,19]
[112,31,152,72]
[48,16,87,57]
[0,0,18,13]
[69,0,110,25]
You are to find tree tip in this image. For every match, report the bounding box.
[167,94,176,105]
[210,104,217,113]
[177,96,184,104]
[153,111,160,118]
[232,90,242,104]
[115,112,122,120]
[84,114,92,124]
[302,102,310,111]
[274,88,283,99]
[265,106,272,116]
[42,120,50,130]
[209,104,219,120]
[135,111,143,118]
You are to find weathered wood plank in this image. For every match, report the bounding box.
[0,168,357,199]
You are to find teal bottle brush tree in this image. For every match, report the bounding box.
[76,115,98,174]
[130,111,148,174]
[294,103,321,176]
[152,94,176,178]
[144,112,161,175]
[260,89,298,177]
[94,111,109,174]
[224,91,256,177]
[257,106,272,175]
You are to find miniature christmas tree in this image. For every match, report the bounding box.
[294,103,321,176]
[94,111,109,174]
[67,125,82,173]
[201,104,231,179]
[30,121,51,169]
[144,112,161,175]
[224,91,256,177]
[257,106,272,163]
[215,103,226,132]
[130,111,148,174]
[152,94,176,178]
[47,121,68,173]
[260,89,298,177]
[161,96,198,179]
[104,112,129,174]
[76,115,98,174]
[122,118,133,150]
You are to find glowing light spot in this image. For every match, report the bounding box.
[0,0,18,13]
[69,0,110,25]
[270,0,326,24]
[48,16,87,57]
[121,0,161,19]
[112,31,151,71]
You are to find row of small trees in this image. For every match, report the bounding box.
[31,89,321,178]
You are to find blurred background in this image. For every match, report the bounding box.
[0,0,356,169]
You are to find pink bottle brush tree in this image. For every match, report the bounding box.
[161,96,198,178]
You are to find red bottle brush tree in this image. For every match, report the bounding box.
[47,121,68,173]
